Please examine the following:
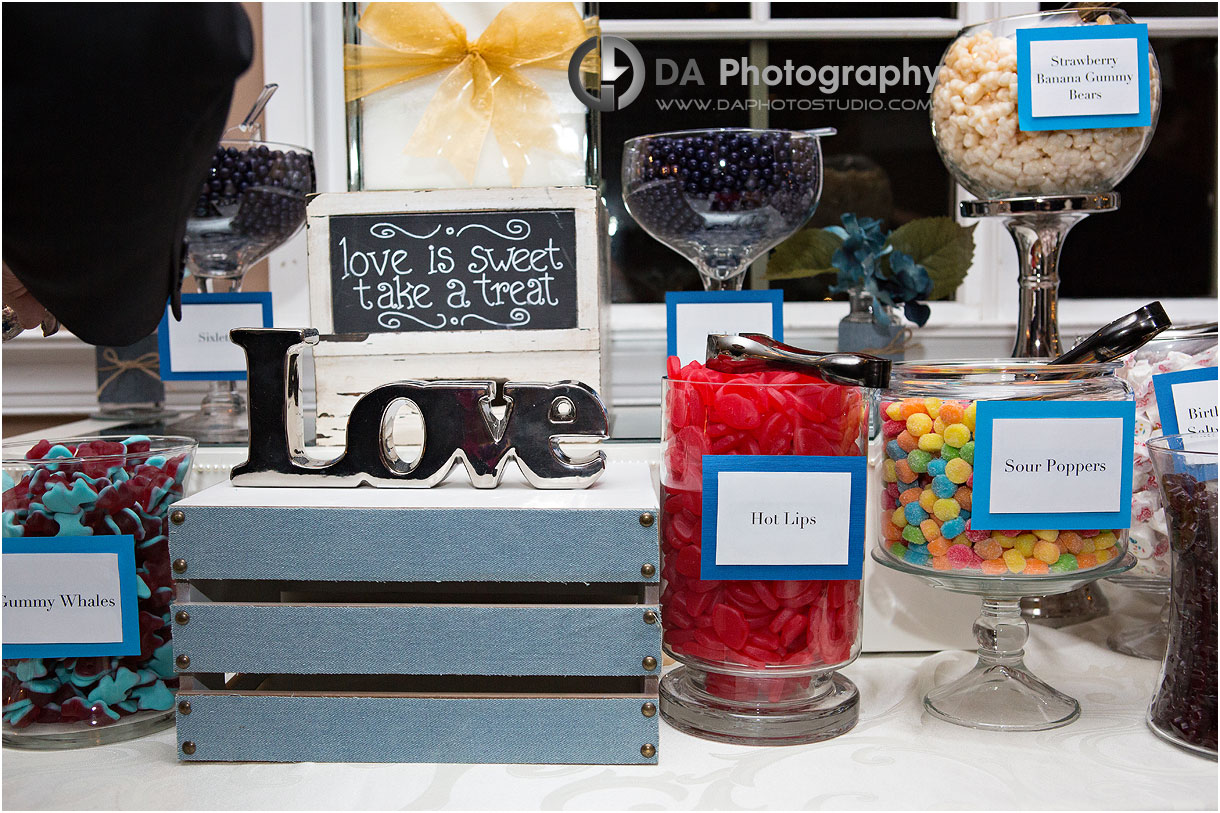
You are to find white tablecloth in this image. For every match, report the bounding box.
[4,587,1214,811]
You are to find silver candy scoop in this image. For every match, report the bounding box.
[1049,301,1172,365]
[706,333,892,389]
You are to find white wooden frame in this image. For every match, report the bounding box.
[3,2,1215,425]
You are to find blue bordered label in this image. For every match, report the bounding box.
[158,291,273,381]
[1152,366,1218,436]
[972,400,1134,530]
[1017,23,1151,132]
[700,454,866,580]
[666,290,783,367]
[2,536,140,659]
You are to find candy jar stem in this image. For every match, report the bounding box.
[697,253,749,291]
[923,594,1081,731]
[1004,211,1088,359]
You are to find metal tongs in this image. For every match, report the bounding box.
[1049,301,1172,365]
[706,333,892,389]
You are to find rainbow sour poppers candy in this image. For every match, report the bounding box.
[879,398,1123,575]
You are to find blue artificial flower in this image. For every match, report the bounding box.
[827,214,889,295]
[879,249,934,327]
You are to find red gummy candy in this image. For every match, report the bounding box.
[711,604,749,651]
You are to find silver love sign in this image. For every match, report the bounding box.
[230,328,607,489]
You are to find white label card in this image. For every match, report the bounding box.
[714,471,852,567]
[1027,37,1141,118]
[665,291,783,368]
[3,553,124,645]
[986,417,1124,514]
[168,302,266,372]
[1171,379,1219,435]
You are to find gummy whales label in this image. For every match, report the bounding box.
[1152,366,1218,436]
[158,292,273,381]
[666,290,784,368]
[1017,23,1152,132]
[972,401,1135,530]
[2,536,139,659]
[701,455,867,580]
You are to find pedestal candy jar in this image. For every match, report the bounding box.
[873,360,1137,730]
[659,355,873,745]
[2,436,196,749]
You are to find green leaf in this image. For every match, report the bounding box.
[765,228,843,281]
[885,217,976,300]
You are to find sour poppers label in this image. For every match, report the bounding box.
[971,400,1135,530]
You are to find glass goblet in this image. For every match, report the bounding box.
[622,128,828,291]
[167,139,316,445]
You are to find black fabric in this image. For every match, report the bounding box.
[3,3,253,346]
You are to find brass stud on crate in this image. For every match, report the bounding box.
[174,610,190,625]
[175,654,191,670]
[640,744,656,758]
[641,702,657,718]
[638,512,655,528]
[177,700,191,715]
[640,563,656,578]
[181,741,196,755]
[170,510,186,525]
[642,656,658,671]
[643,610,658,625]
[172,558,188,575]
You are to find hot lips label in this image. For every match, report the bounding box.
[701,455,867,580]
[971,400,1135,530]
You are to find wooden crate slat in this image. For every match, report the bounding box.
[176,694,659,764]
[172,604,660,676]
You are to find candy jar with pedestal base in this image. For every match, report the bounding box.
[659,354,871,744]
[872,360,1137,729]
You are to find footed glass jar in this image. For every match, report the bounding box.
[931,7,1160,199]
[2,436,196,749]
[659,358,868,745]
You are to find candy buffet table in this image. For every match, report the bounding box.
[4,586,1215,811]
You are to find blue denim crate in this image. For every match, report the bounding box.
[168,462,661,764]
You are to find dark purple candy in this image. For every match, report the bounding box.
[1151,472,1217,753]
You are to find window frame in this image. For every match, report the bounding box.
[274,2,1217,403]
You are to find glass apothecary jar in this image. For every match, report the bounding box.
[931,7,1161,199]
[875,360,1132,578]
[343,2,600,191]
[1146,432,1217,757]
[2,436,196,749]
[659,358,869,745]
[1117,325,1218,585]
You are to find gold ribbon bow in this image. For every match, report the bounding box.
[344,2,594,185]
[95,348,161,398]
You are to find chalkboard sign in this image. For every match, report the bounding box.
[328,210,579,334]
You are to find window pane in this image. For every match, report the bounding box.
[771,3,957,18]
[603,41,752,303]
[1040,2,1217,17]
[1059,36,1217,299]
[765,38,955,301]
[600,2,750,19]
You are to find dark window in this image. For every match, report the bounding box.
[765,38,956,301]
[1040,2,1217,17]
[1059,36,1218,298]
[770,3,957,18]
[600,2,750,19]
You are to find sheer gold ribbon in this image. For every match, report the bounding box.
[344,3,594,184]
[95,348,160,398]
